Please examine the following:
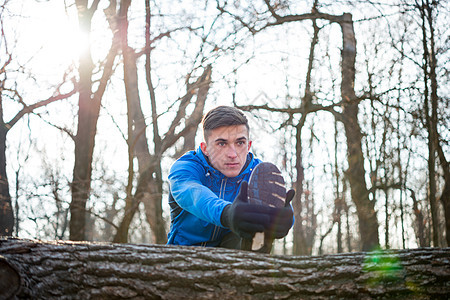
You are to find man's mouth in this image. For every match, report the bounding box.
[225,162,240,167]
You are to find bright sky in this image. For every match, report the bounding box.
[10,2,80,75]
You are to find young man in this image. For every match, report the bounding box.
[167,106,293,250]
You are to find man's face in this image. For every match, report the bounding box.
[200,125,252,178]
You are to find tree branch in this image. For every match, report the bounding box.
[161,66,212,151]
[263,0,282,21]
[7,87,78,130]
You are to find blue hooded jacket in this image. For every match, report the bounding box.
[167,145,261,246]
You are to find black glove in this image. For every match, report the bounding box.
[221,181,275,239]
[266,189,295,239]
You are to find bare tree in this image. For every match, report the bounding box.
[112,0,213,243]
[224,1,380,251]
[414,0,449,246]
[417,0,439,247]
[0,4,76,235]
[70,0,120,241]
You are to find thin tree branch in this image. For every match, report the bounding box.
[263,0,282,21]
[7,86,78,130]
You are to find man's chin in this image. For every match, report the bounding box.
[222,168,241,178]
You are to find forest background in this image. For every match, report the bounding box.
[0,0,448,256]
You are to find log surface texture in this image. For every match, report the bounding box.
[0,237,449,299]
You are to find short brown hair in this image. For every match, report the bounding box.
[202,106,249,140]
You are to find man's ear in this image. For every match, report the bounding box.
[248,140,252,151]
[200,142,208,156]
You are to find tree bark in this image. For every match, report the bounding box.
[409,188,428,247]
[293,120,306,255]
[339,13,380,251]
[418,0,440,248]
[0,126,13,236]
[436,132,450,246]
[1,238,449,299]
[292,14,319,256]
[70,1,119,241]
[440,172,450,247]
[70,1,97,241]
[422,0,449,246]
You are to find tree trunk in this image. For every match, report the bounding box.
[292,120,317,256]
[423,1,449,247]
[335,119,343,253]
[0,126,13,236]
[70,1,119,241]
[440,174,450,247]
[292,16,319,256]
[418,0,440,248]
[70,1,97,241]
[141,0,167,244]
[113,0,165,244]
[339,13,380,251]
[436,134,450,246]
[410,188,428,247]
[1,238,449,299]
[293,121,306,255]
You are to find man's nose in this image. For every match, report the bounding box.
[227,145,238,158]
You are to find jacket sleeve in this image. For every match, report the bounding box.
[168,158,229,227]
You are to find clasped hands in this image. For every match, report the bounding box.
[221,181,294,240]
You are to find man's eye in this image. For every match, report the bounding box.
[218,142,226,146]
[237,141,245,146]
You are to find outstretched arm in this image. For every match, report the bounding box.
[169,160,229,227]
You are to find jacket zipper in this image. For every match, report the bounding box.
[211,178,227,244]
[201,177,227,247]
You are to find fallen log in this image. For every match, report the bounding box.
[0,237,449,299]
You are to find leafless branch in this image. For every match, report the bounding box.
[7,85,78,129]
[161,67,212,151]
[263,0,282,21]
[216,3,257,34]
